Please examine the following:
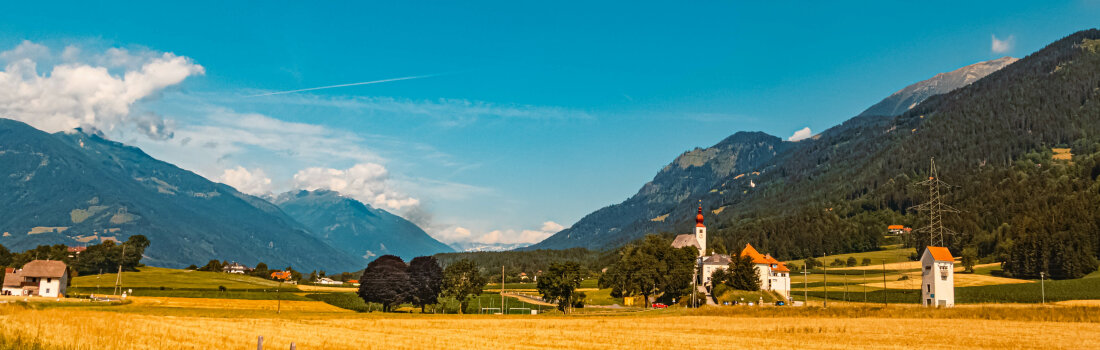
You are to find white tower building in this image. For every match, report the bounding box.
[921,246,955,307]
[694,205,706,257]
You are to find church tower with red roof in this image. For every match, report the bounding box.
[694,205,706,257]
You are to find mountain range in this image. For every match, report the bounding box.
[0,121,451,271]
[272,190,453,260]
[858,56,1018,117]
[529,28,1100,273]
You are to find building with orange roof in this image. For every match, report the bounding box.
[738,243,791,299]
[669,205,792,302]
[920,246,955,307]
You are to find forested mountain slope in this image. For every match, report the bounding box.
[533,29,1100,279]
[527,131,786,250]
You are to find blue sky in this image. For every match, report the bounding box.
[1,1,1098,247]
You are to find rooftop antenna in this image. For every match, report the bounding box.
[909,157,959,247]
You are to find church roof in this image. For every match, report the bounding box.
[701,254,731,265]
[671,234,700,250]
[925,246,954,262]
[695,205,705,228]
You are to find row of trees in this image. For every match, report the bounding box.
[357,255,488,312]
[0,235,149,277]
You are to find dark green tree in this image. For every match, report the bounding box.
[357,255,413,312]
[441,259,487,314]
[728,255,761,291]
[598,235,696,308]
[960,247,978,273]
[537,262,584,313]
[197,259,223,272]
[407,256,443,312]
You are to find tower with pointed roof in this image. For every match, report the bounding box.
[694,205,706,257]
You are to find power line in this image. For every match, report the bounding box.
[909,157,960,247]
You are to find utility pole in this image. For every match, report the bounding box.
[501,265,505,315]
[692,266,697,308]
[882,260,888,307]
[801,270,810,305]
[863,268,868,303]
[1040,272,1046,305]
[114,244,127,296]
[822,253,827,308]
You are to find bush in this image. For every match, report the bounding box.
[572,291,586,308]
[861,258,872,266]
[831,258,846,267]
[846,257,858,267]
[217,285,227,292]
[898,275,909,281]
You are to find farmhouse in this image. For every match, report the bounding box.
[921,246,955,307]
[671,206,792,300]
[316,277,343,285]
[2,260,70,297]
[221,262,252,274]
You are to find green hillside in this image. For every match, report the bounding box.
[533,29,1100,280]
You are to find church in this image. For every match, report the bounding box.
[672,206,792,301]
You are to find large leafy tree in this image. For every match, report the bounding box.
[441,259,487,314]
[598,235,696,308]
[407,256,444,312]
[358,255,413,312]
[536,262,584,313]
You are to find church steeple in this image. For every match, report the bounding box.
[695,201,706,257]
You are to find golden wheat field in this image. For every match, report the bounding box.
[2,298,1100,350]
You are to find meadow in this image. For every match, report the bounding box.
[3,265,1100,349]
[2,300,1099,349]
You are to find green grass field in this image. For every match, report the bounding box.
[69,267,302,300]
[72,267,290,290]
[783,245,916,268]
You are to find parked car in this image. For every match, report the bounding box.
[775,301,786,306]
[651,303,668,309]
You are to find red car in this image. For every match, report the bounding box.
[651,303,668,309]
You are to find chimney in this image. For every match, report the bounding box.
[4,268,13,274]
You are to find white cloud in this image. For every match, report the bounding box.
[470,221,564,245]
[0,41,49,62]
[540,221,565,232]
[0,41,204,138]
[218,166,273,195]
[992,34,1015,54]
[787,127,813,141]
[432,226,473,243]
[292,163,419,211]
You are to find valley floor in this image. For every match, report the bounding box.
[2,297,1099,349]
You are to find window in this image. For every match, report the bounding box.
[927,284,931,293]
[46,288,50,294]
[47,278,51,283]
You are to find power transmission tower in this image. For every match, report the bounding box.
[909,158,959,247]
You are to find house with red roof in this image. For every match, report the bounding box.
[921,246,955,307]
[738,243,792,299]
[670,205,792,301]
[2,260,70,297]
